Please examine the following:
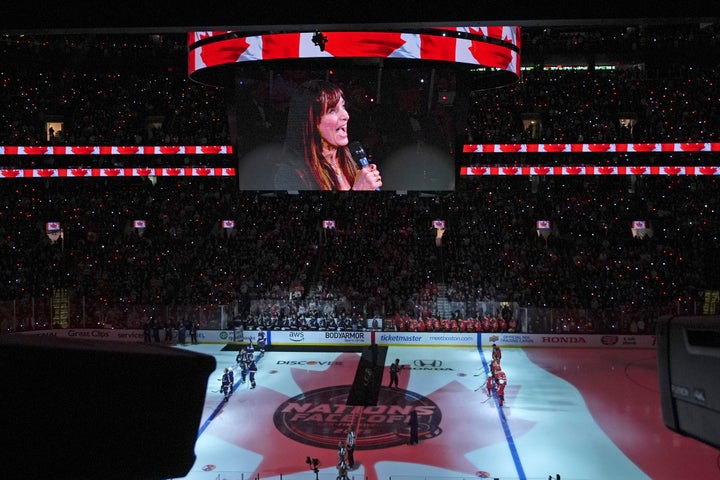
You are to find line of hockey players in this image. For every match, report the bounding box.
[220,329,267,401]
[486,343,507,407]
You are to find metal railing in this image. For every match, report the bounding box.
[0,292,709,336]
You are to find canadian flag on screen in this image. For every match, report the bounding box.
[46,222,61,231]
[222,220,235,229]
[323,220,336,229]
[632,220,647,229]
[432,220,446,229]
[133,220,147,229]
[536,220,551,229]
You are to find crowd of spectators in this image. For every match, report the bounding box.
[1,25,719,334]
[465,66,720,149]
[522,23,720,66]
[0,34,229,147]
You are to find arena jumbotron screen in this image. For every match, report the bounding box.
[187,28,521,191]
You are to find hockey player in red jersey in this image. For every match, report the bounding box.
[490,357,501,376]
[495,369,507,406]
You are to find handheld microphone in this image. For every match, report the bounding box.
[349,141,380,191]
[349,141,370,168]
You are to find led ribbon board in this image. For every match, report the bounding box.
[187,27,521,83]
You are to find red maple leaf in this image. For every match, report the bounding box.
[500,144,522,153]
[201,146,223,154]
[117,146,140,154]
[630,167,647,175]
[632,143,657,152]
[23,146,48,155]
[103,169,121,176]
[699,166,717,175]
[664,166,682,175]
[588,144,611,152]
[533,167,550,175]
[71,146,95,155]
[71,168,89,176]
[467,27,513,69]
[543,144,567,152]
[1,169,20,178]
[160,146,181,154]
[136,168,152,176]
[196,168,211,176]
[566,167,583,175]
[166,168,182,176]
[598,166,615,175]
[679,143,705,152]
[502,167,518,175]
[202,353,535,480]
[38,169,55,177]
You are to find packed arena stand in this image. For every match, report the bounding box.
[1,25,718,334]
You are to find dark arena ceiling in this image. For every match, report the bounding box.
[0,1,717,34]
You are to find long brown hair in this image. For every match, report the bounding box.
[285,80,358,190]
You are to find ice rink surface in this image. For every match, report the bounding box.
[174,344,720,480]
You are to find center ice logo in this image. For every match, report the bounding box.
[273,385,442,449]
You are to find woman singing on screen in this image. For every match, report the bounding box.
[278,79,382,190]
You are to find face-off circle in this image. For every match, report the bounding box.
[274,385,442,449]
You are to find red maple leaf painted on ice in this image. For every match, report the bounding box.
[202,352,535,480]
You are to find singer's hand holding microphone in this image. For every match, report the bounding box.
[349,141,382,191]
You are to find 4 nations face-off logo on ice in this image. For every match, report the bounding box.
[273,385,442,449]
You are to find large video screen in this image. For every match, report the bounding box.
[188,28,520,191]
[227,63,460,191]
